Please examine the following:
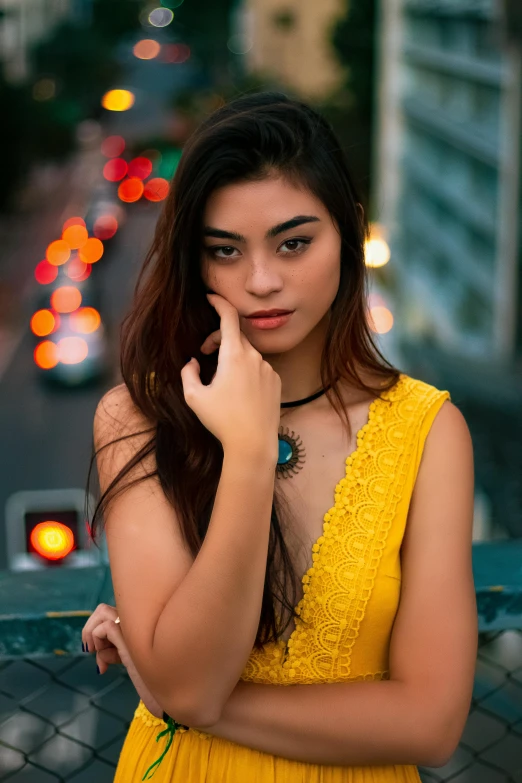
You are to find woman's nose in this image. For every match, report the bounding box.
[244,259,283,296]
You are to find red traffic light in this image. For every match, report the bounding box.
[29,520,76,561]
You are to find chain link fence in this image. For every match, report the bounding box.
[423,629,522,783]
[0,652,134,782]
[1,630,521,781]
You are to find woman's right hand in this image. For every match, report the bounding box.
[82,604,164,719]
[180,293,281,457]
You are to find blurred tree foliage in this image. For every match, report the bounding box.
[169,0,236,83]
[1,0,240,210]
[0,78,30,211]
[169,72,277,129]
[33,30,118,129]
[31,0,142,146]
[319,0,377,214]
[0,0,141,210]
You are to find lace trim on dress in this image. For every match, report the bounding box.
[241,375,449,684]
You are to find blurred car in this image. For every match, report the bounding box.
[83,182,126,244]
[31,268,109,387]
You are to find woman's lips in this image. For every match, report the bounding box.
[245,312,293,330]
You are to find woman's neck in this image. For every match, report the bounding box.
[263,316,327,404]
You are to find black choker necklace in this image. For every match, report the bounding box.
[277,385,331,479]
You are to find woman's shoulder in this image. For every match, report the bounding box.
[93,383,159,485]
[95,381,139,424]
[94,383,155,450]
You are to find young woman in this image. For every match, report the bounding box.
[82,91,477,782]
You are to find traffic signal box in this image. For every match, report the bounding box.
[5,489,106,570]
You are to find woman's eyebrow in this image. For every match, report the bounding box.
[203,215,321,242]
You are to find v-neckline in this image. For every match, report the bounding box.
[279,382,395,649]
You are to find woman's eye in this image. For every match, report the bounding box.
[280,238,311,254]
[206,246,238,259]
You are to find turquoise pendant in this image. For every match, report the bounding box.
[276,426,306,479]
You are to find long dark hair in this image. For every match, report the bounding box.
[86,91,401,649]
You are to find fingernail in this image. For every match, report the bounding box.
[81,642,84,652]
[96,665,100,675]
[84,643,89,653]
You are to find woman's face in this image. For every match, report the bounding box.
[200,174,342,354]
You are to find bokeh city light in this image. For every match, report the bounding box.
[144,178,169,201]
[32,78,57,101]
[50,286,83,313]
[128,157,153,180]
[57,336,89,364]
[368,305,394,334]
[160,43,190,63]
[103,158,128,182]
[148,7,174,27]
[365,224,391,268]
[66,258,92,282]
[46,240,71,266]
[133,39,161,59]
[69,307,102,334]
[62,224,88,249]
[78,238,104,264]
[93,214,119,240]
[33,340,59,369]
[30,309,58,337]
[118,177,145,202]
[34,260,58,285]
[101,135,126,157]
[101,90,135,112]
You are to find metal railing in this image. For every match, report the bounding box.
[1,542,521,782]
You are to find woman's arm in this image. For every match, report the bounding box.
[97,393,277,728]
[199,401,477,768]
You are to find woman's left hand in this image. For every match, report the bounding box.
[82,603,164,720]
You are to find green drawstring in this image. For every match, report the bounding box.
[141,714,188,780]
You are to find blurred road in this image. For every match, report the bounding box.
[0,19,199,569]
[0,200,160,570]
[0,150,102,379]
[0,26,201,779]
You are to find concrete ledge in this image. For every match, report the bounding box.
[0,566,115,657]
[0,541,521,657]
[473,540,522,631]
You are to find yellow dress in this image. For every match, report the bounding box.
[114,373,450,782]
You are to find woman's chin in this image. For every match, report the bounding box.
[248,332,302,355]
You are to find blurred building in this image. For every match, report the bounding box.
[0,0,73,83]
[238,0,346,99]
[373,0,522,537]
